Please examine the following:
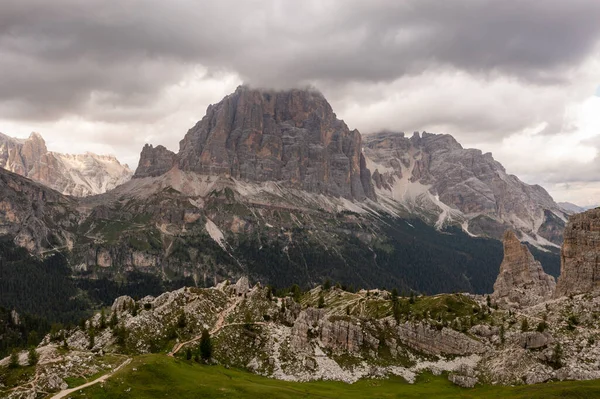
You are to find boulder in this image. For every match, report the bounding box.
[519,331,554,349]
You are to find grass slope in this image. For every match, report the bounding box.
[70,355,600,399]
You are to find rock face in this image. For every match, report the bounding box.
[0,167,78,253]
[492,230,556,307]
[133,144,176,178]
[395,321,486,356]
[518,331,554,349]
[363,131,567,245]
[555,208,600,297]
[176,86,375,200]
[0,132,132,196]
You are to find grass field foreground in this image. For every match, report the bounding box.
[65,354,600,399]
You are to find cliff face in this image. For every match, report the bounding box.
[0,168,79,253]
[0,132,132,196]
[492,230,556,307]
[555,208,600,297]
[176,86,375,201]
[133,144,176,178]
[363,131,566,245]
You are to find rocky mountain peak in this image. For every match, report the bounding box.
[555,208,600,297]
[363,131,566,245]
[173,86,375,200]
[492,230,556,307]
[133,144,176,178]
[0,131,132,196]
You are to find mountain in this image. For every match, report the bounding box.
[364,131,567,246]
[4,217,600,396]
[135,86,375,201]
[0,132,132,197]
[0,87,562,300]
[558,201,597,214]
[0,167,79,253]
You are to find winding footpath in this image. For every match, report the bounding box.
[49,358,132,399]
[168,296,243,357]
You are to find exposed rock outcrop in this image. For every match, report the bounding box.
[363,131,567,245]
[555,208,600,297]
[395,321,486,356]
[176,86,375,201]
[492,230,556,307]
[0,167,78,253]
[0,132,132,196]
[133,144,176,178]
[518,331,554,349]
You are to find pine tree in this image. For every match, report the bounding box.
[199,329,212,362]
[109,312,118,329]
[27,347,39,366]
[99,309,106,329]
[88,328,95,350]
[318,293,325,308]
[8,349,19,368]
[551,343,563,368]
[409,292,415,305]
[177,313,187,329]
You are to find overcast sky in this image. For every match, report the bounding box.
[1,0,599,205]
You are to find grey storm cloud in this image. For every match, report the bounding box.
[1,0,600,121]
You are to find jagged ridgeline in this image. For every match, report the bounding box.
[0,87,561,335]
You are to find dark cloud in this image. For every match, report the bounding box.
[1,0,600,121]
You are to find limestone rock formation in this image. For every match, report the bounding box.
[555,208,600,297]
[492,230,556,307]
[363,131,567,245]
[518,331,554,349]
[395,321,486,356]
[0,132,132,196]
[133,144,176,178]
[176,86,375,200]
[0,167,79,253]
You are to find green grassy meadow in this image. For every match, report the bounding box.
[66,354,600,399]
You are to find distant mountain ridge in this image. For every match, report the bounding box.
[0,132,132,197]
[133,86,566,246]
[558,202,598,214]
[0,87,563,302]
[364,131,567,246]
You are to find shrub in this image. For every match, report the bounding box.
[536,321,548,332]
[199,329,212,362]
[28,347,39,366]
[318,294,325,309]
[8,350,19,368]
[521,318,529,332]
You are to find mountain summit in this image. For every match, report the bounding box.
[0,132,132,196]
[364,131,567,245]
[133,88,565,245]
[135,86,376,201]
